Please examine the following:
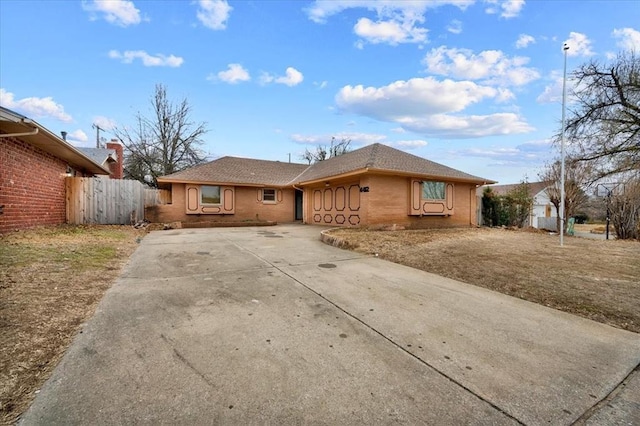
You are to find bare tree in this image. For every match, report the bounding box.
[540,159,590,233]
[114,84,208,187]
[565,51,640,181]
[610,178,640,240]
[301,137,351,164]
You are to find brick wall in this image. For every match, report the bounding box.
[106,140,123,179]
[146,183,298,224]
[364,174,477,228]
[0,136,68,232]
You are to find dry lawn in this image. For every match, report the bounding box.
[0,225,144,425]
[328,227,640,333]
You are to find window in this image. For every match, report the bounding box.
[263,188,276,203]
[201,185,221,204]
[422,181,445,200]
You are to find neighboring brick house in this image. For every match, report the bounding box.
[0,106,110,232]
[152,143,495,228]
[78,139,124,179]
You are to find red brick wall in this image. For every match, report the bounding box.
[106,141,123,179]
[1,136,68,232]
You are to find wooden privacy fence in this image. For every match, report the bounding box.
[144,188,171,206]
[66,177,147,225]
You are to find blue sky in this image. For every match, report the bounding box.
[1,0,638,184]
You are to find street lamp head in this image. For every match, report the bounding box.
[563,43,570,51]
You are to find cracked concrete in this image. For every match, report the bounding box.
[20,225,640,425]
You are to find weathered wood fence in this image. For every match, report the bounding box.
[144,188,171,206]
[66,177,147,225]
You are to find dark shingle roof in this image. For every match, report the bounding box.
[293,143,492,184]
[158,156,309,186]
[158,143,494,186]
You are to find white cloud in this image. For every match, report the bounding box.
[446,19,462,34]
[335,77,533,138]
[93,115,117,130]
[564,32,594,57]
[82,0,142,27]
[612,27,640,51]
[305,1,473,24]
[67,129,89,146]
[196,0,232,30]
[212,63,250,84]
[395,113,533,138]
[423,46,540,86]
[393,140,428,149]
[536,71,563,104]
[292,132,427,151]
[354,16,427,45]
[484,0,525,19]
[515,34,535,49]
[453,139,551,167]
[536,71,579,104]
[305,1,475,47]
[391,127,407,133]
[0,88,72,122]
[337,77,497,117]
[291,132,386,146]
[108,50,184,67]
[261,67,304,87]
[314,81,328,89]
[500,0,525,18]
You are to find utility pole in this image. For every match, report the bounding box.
[560,43,570,246]
[92,124,104,148]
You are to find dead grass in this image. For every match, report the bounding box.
[0,225,144,425]
[327,227,640,333]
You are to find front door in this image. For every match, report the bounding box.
[295,190,303,220]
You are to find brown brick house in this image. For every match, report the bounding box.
[0,106,109,232]
[152,143,495,228]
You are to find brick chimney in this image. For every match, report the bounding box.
[106,139,124,179]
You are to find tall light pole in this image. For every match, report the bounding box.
[560,43,569,246]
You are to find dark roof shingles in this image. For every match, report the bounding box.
[160,156,309,186]
[159,143,493,186]
[293,143,491,183]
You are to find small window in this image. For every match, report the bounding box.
[422,181,445,200]
[263,188,276,203]
[201,185,221,204]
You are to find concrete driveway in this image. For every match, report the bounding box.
[21,225,640,425]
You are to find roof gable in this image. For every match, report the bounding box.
[293,143,493,184]
[78,148,117,166]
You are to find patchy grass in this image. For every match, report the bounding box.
[0,225,144,425]
[327,227,640,333]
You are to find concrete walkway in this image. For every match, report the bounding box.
[21,225,640,425]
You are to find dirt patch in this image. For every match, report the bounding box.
[0,225,145,425]
[327,227,640,333]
